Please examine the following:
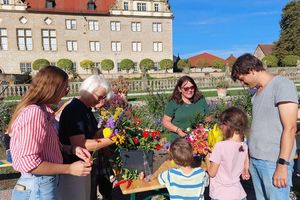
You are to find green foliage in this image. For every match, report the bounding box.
[273,1,300,59]
[281,55,300,67]
[32,59,50,71]
[80,59,95,72]
[212,59,225,69]
[159,59,173,72]
[120,59,134,72]
[196,58,209,71]
[101,59,114,73]
[0,102,16,133]
[177,59,191,70]
[262,55,279,67]
[216,80,229,89]
[57,58,74,74]
[139,58,154,73]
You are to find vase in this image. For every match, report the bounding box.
[120,149,154,175]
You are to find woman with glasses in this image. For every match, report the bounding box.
[9,66,92,200]
[58,75,114,200]
[162,76,210,142]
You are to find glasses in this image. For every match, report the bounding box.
[95,94,107,101]
[182,86,195,92]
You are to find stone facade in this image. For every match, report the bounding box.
[0,0,173,75]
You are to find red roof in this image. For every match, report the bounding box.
[226,54,236,62]
[26,0,116,14]
[188,52,227,67]
[257,44,274,56]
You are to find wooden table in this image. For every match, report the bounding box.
[119,160,208,200]
[0,160,12,168]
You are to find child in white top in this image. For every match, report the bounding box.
[206,107,250,200]
[158,138,208,200]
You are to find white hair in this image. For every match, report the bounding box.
[79,75,112,100]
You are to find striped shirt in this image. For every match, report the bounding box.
[158,167,208,200]
[10,105,63,173]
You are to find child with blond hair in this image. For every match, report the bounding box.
[158,138,208,200]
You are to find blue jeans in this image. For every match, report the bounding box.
[250,158,293,200]
[12,173,58,200]
[297,149,300,173]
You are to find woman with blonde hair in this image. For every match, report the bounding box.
[9,66,92,200]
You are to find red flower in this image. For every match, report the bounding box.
[155,144,162,150]
[135,119,142,125]
[142,131,150,138]
[151,130,160,138]
[132,137,139,145]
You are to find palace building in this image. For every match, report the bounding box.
[0,0,173,75]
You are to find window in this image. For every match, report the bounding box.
[132,42,141,52]
[110,21,121,31]
[50,62,56,66]
[66,40,77,51]
[152,23,162,32]
[137,3,146,11]
[88,20,99,31]
[89,41,100,52]
[87,2,96,10]
[154,62,160,71]
[45,0,55,8]
[154,3,159,12]
[131,22,141,32]
[153,42,162,52]
[72,62,77,72]
[124,2,128,10]
[20,63,32,73]
[117,62,121,72]
[42,29,57,51]
[65,19,76,30]
[17,29,32,51]
[95,62,100,68]
[3,0,9,5]
[111,41,121,52]
[0,28,8,50]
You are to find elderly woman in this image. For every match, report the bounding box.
[58,75,114,200]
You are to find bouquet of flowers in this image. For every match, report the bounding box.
[186,124,210,156]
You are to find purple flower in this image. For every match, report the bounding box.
[106,116,115,129]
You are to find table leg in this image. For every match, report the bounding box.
[130,193,135,200]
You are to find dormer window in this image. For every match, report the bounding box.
[46,0,55,8]
[124,2,128,11]
[87,1,96,10]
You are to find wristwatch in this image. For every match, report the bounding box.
[277,158,289,165]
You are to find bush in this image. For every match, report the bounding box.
[120,59,134,73]
[80,59,95,72]
[139,58,154,73]
[216,80,229,89]
[281,55,300,67]
[177,59,191,70]
[57,58,74,73]
[0,102,16,133]
[101,59,114,73]
[262,55,279,68]
[212,60,225,70]
[32,59,50,71]
[159,59,173,72]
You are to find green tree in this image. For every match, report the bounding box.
[120,59,134,73]
[101,59,114,73]
[262,55,279,67]
[57,58,74,74]
[212,59,225,70]
[159,59,173,73]
[80,59,95,73]
[139,58,154,73]
[32,59,50,71]
[196,58,209,72]
[273,1,300,60]
[177,59,191,73]
[281,55,300,67]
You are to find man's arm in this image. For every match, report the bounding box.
[273,102,297,188]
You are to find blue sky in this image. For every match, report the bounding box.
[169,0,288,59]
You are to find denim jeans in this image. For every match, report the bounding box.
[250,158,293,200]
[297,149,300,174]
[12,173,58,200]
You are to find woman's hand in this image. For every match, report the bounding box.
[69,161,92,176]
[241,169,251,180]
[177,128,187,137]
[73,146,92,164]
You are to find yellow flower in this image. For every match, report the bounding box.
[103,128,113,138]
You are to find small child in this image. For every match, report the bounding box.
[206,107,250,200]
[158,138,208,200]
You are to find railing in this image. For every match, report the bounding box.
[1,71,299,98]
